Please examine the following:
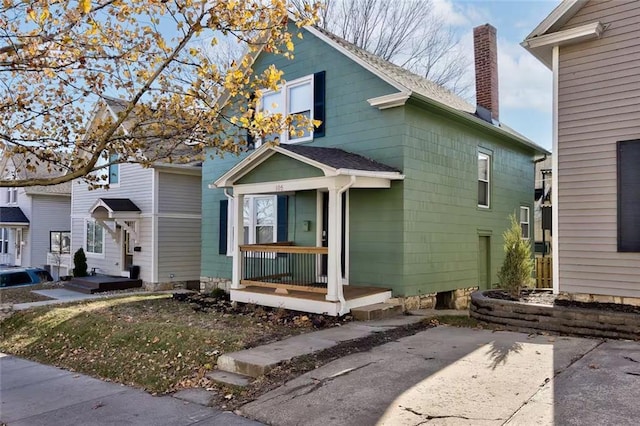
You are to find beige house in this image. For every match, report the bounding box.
[523,0,640,304]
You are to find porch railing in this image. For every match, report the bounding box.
[240,242,328,293]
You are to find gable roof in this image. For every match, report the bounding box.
[239,23,548,155]
[0,151,71,196]
[98,198,141,212]
[0,207,30,225]
[214,143,404,188]
[522,0,604,69]
[308,27,475,114]
[280,145,400,173]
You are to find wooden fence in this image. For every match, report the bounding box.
[535,257,552,288]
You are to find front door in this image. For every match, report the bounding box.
[478,235,491,289]
[320,191,346,278]
[14,228,22,266]
[122,225,134,273]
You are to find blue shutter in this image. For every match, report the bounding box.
[109,154,119,184]
[277,195,288,242]
[313,71,326,137]
[247,92,256,150]
[219,199,228,255]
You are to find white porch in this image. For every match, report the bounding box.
[213,143,404,316]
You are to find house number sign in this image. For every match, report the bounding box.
[275,184,285,192]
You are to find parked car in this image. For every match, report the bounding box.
[0,267,54,288]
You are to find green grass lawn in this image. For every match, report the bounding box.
[0,294,314,394]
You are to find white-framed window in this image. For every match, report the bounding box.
[50,231,71,254]
[259,74,314,145]
[0,228,8,254]
[478,152,491,208]
[95,153,119,186]
[227,195,278,255]
[85,220,104,255]
[6,187,17,204]
[520,206,530,239]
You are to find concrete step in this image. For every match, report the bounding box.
[350,303,403,321]
[206,370,252,387]
[63,282,95,294]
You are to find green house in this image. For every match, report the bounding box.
[201,23,548,315]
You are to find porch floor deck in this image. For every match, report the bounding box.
[235,285,390,302]
[65,275,143,294]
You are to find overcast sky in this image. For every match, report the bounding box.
[436,0,559,150]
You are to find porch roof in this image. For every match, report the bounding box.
[213,143,404,189]
[0,207,29,226]
[89,198,141,220]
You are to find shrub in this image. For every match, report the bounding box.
[497,214,534,298]
[73,248,88,277]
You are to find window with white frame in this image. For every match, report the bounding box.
[227,195,277,254]
[6,187,17,204]
[478,152,491,208]
[520,206,530,239]
[259,75,314,145]
[0,228,8,254]
[95,152,119,185]
[85,220,104,255]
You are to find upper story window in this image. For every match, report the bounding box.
[520,206,530,239]
[85,220,104,255]
[478,152,491,208]
[253,71,326,148]
[6,187,17,204]
[95,153,119,186]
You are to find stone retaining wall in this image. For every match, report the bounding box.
[470,290,640,341]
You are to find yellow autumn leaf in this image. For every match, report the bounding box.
[79,0,91,14]
[286,40,294,51]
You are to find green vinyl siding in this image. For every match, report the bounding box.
[237,154,323,185]
[201,23,538,299]
[399,103,535,296]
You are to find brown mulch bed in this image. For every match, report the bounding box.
[484,288,640,315]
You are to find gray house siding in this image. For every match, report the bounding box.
[30,195,71,268]
[71,163,154,279]
[557,0,640,298]
[156,170,201,283]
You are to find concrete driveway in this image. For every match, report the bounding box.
[241,326,640,425]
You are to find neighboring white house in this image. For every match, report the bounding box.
[70,98,202,289]
[0,154,71,279]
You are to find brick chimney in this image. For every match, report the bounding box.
[473,24,499,122]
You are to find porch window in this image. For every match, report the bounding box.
[50,231,71,254]
[243,196,277,245]
[0,228,8,254]
[520,206,530,239]
[259,74,314,145]
[478,152,491,208]
[85,220,104,255]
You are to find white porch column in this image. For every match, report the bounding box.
[231,193,244,289]
[326,188,342,302]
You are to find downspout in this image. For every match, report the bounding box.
[337,175,356,316]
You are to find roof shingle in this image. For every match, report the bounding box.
[280,145,400,173]
[0,207,29,224]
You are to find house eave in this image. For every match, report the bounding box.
[522,21,604,69]
[525,0,586,40]
[367,92,411,110]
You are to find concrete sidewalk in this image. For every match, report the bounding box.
[0,353,261,426]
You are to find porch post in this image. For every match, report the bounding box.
[231,193,244,290]
[326,188,341,302]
